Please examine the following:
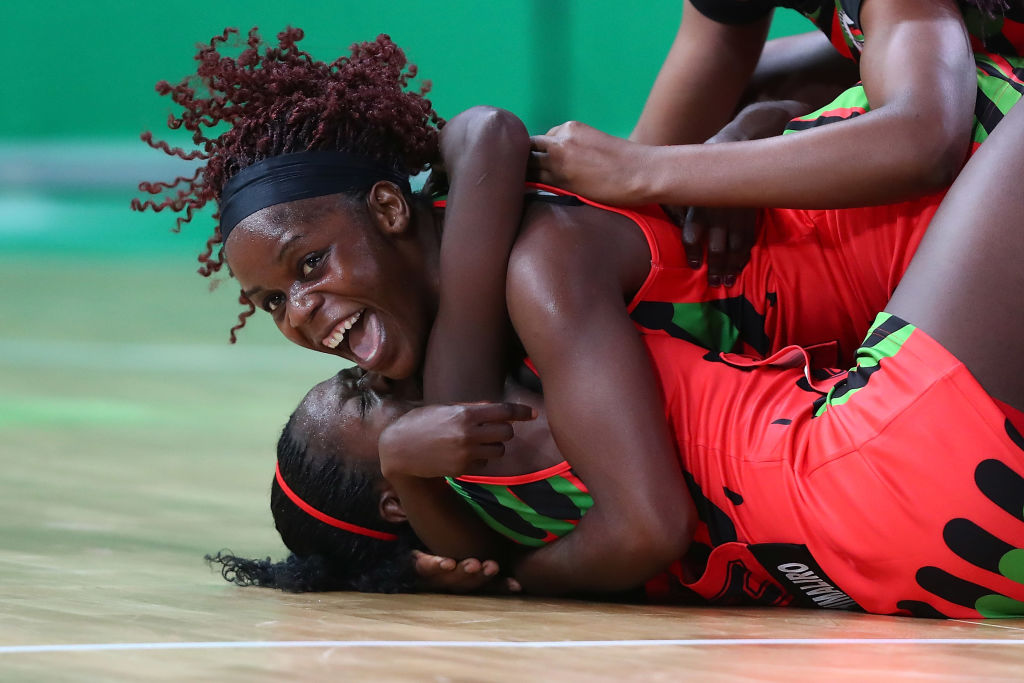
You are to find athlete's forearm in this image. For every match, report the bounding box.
[643,0,972,209]
[637,101,970,209]
[506,231,695,595]
[387,474,511,562]
[709,100,814,144]
[425,106,530,403]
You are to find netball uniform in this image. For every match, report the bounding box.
[448,319,1024,618]
[528,183,939,366]
[689,0,1024,147]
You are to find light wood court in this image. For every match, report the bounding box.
[3,258,1024,681]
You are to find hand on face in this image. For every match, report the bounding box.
[378,402,537,480]
[529,121,655,206]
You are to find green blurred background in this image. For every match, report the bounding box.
[0,2,812,575]
[4,0,811,141]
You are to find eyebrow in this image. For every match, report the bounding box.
[276,233,304,264]
[241,233,304,300]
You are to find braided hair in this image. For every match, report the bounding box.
[132,28,444,340]
[207,368,424,593]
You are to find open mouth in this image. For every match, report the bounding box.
[323,309,385,367]
[322,309,363,350]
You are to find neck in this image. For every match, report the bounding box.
[407,197,444,313]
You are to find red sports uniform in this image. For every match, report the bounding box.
[533,184,942,366]
[645,316,1024,618]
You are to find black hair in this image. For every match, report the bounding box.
[207,369,424,592]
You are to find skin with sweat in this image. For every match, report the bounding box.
[224,189,442,380]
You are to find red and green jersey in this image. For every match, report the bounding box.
[452,317,1024,617]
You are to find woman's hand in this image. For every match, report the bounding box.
[530,121,657,206]
[682,206,758,286]
[379,402,536,480]
[670,100,807,282]
[413,550,522,594]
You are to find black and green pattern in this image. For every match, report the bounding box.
[631,296,772,356]
[813,312,913,418]
[445,472,592,547]
[898,433,1024,618]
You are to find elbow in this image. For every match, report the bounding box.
[615,500,696,576]
[890,112,971,195]
[911,135,969,193]
[460,106,530,155]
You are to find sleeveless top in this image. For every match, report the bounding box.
[444,181,939,546]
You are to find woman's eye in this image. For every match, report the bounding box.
[301,253,323,277]
[264,294,284,313]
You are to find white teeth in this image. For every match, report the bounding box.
[323,310,363,349]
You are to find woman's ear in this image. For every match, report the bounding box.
[379,488,407,524]
[366,180,410,237]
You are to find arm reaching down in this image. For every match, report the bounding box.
[383,106,534,563]
[534,0,975,209]
[504,204,696,594]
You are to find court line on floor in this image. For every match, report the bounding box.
[952,619,1024,632]
[4,638,1024,655]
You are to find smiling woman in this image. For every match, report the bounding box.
[222,187,441,379]
[132,28,446,378]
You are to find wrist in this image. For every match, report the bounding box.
[644,145,685,206]
[378,425,414,481]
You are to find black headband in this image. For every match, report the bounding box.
[218,151,412,241]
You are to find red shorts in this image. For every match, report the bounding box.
[646,314,1024,618]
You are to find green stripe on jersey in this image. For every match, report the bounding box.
[814,313,914,416]
[670,302,740,353]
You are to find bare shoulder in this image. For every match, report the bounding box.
[507,200,651,313]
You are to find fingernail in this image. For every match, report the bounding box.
[688,259,701,268]
[724,275,736,287]
[709,276,720,287]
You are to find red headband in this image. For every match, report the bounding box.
[274,463,398,542]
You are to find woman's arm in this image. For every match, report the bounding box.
[631,0,772,145]
[424,105,530,402]
[535,0,976,208]
[383,106,533,562]
[503,210,696,594]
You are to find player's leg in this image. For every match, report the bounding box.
[884,102,1024,410]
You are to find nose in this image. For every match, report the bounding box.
[359,371,392,394]
[285,283,317,329]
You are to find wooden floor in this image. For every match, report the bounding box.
[3,250,1024,680]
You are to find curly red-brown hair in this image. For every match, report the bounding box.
[132,28,444,340]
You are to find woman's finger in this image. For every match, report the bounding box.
[707,223,728,287]
[682,207,706,269]
[465,402,537,424]
[458,558,482,574]
[472,420,516,444]
[412,550,457,575]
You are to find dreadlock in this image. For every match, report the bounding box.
[132,28,445,340]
